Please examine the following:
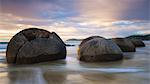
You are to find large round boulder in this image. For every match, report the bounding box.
[129,39,145,47]
[78,36,123,62]
[6,28,66,64]
[111,38,136,52]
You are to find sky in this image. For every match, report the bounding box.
[0,0,149,41]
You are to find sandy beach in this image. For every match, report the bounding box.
[0,41,149,84]
[0,0,149,83]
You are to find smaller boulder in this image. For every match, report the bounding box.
[111,38,136,52]
[129,39,145,47]
[78,36,123,62]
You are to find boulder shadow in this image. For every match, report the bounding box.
[43,71,67,84]
[78,60,123,68]
[123,52,135,59]
[6,68,47,84]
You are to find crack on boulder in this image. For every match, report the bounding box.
[14,41,28,64]
[7,28,66,64]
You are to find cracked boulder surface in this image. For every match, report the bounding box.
[6,28,66,64]
[111,38,136,52]
[78,37,123,62]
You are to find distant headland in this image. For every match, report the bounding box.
[66,39,83,41]
[66,34,150,41]
[126,34,150,40]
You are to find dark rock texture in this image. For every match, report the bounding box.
[111,38,136,52]
[78,36,123,62]
[129,39,145,47]
[6,28,66,64]
[79,36,104,47]
[65,44,75,46]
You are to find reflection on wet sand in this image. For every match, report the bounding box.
[44,71,67,84]
[43,70,149,84]
[81,72,149,84]
[43,70,116,84]
[5,68,46,84]
[0,41,149,84]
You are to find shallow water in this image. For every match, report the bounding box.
[0,41,150,84]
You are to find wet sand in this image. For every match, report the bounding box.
[0,41,150,84]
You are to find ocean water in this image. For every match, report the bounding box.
[0,41,150,84]
[0,44,7,53]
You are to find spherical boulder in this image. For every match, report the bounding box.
[6,28,66,64]
[78,37,123,62]
[129,39,145,47]
[111,38,136,52]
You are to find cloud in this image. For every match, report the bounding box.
[1,0,148,21]
[78,0,149,21]
[0,0,149,41]
[117,0,149,20]
[0,0,79,20]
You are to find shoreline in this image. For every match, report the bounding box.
[0,41,149,84]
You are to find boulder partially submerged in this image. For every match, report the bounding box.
[129,39,145,47]
[6,28,66,64]
[78,36,123,62]
[111,38,136,52]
